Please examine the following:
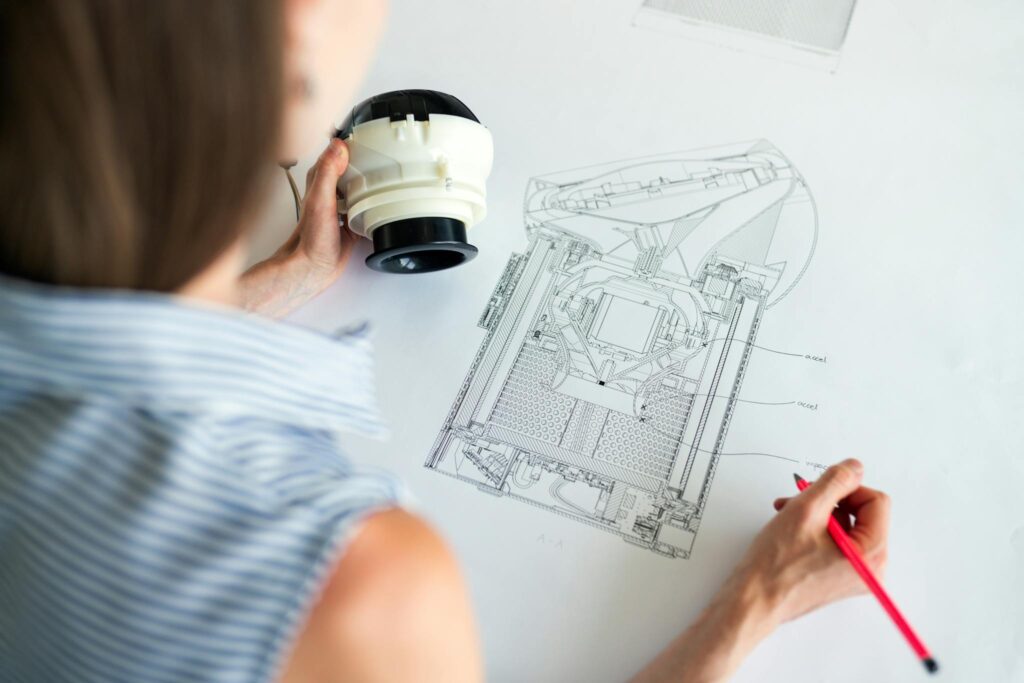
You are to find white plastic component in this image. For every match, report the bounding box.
[337,113,494,240]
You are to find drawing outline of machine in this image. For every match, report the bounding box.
[427,140,817,558]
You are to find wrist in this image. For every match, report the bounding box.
[632,566,784,683]
[278,244,339,292]
[682,567,781,681]
[240,247,336,318]
[715,563,785,644]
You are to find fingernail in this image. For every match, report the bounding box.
[328,137,343,154]
[845,458,863,474]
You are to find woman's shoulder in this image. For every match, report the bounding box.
[279,508,483,683]
[0,388,406,683]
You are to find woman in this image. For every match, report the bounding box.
[0,1,891,681]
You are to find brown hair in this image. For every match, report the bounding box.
[0,0,283,291]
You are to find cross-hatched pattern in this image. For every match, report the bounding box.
[593,387,690,480]
[643,0,856,51]
[490,342,576,444]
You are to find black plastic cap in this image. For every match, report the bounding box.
[365,217,478,274]
[335,90,480,139]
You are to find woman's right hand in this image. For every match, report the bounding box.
[738,458,892,625]
[633,459,892,683]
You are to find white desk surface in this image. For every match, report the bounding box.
[251,2,1024,681]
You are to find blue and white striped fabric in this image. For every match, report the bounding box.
[0,275,405,683]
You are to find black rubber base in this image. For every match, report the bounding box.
[365,217,478,274]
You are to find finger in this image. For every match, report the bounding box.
[842,484,888,511]
[313,136,346,187]
[773,496,792,511]
[306,138,348,205]
[305,163,317,194]
[832,505,853,532]
[800,459,863,514]
[843,486,891,556]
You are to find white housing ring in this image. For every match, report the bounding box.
[338,113,494,241]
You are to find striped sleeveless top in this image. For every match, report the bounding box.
[0,276,404,682]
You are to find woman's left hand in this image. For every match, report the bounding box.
[240,138,356,317]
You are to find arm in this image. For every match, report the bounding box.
[240,138,356,318]
[633,459,891,683]
[279,508,483,683]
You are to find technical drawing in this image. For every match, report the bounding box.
[425,140,817,558]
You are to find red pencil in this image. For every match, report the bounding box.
[793,474,938,675]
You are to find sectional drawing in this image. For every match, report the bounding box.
[425,140,817,558]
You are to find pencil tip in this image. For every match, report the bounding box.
[792,473,803,484]
[923,657,939,674]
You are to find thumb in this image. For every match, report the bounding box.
[305,138,349,211]
[801,459,863,514]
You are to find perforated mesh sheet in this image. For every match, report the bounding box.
[490,342,577,445]
[588,382,691,480]
[642,0,856,51]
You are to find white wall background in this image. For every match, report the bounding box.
[250,2,1024,681]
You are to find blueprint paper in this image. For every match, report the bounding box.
[266,1,1024,681]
